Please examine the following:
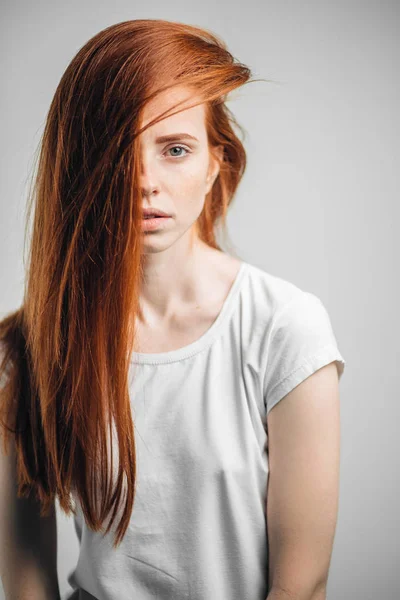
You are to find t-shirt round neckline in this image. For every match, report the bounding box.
[130,261,248,365]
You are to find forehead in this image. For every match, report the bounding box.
[139,85,207,139]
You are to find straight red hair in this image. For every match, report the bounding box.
[0,19,266,547]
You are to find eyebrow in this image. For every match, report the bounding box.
[155,133,199,144]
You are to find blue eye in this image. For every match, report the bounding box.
[166,145,190,159]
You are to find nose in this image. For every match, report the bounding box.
[139,154,160,198]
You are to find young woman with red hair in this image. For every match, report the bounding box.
[0,19,345,600]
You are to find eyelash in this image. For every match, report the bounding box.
[165,145,191,159]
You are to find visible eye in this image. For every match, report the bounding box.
[165,145,191,159]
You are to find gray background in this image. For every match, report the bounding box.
[1,1,398,599]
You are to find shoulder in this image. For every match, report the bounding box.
[243,262,339,330]
[241,263,345,415]
[242,261,308,324]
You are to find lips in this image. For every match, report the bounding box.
[142,207,171,218]
[141,214,172,231]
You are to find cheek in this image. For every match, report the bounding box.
[168,166,209,206]
[183,173,208,197]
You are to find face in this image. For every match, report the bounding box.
[137,86,222,254]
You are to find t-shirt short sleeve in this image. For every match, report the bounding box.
[263,291,346,416]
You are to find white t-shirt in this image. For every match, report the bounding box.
[66,260,346,600]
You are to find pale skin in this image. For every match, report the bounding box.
[137,85,341,599]
[135,85,243,353]
[0,84,341,599]
[265,361,341,600]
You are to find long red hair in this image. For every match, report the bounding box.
[0,19,265,547]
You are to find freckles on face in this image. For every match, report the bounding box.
[139,87,218,229]
[168,149,210,218]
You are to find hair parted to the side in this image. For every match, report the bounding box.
[0,19,269,547]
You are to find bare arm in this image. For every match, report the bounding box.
[265,362,341,600]
[0,429,61,600]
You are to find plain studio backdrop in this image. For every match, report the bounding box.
[0,1,398,599]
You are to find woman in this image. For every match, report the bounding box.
[0,19,345,600]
